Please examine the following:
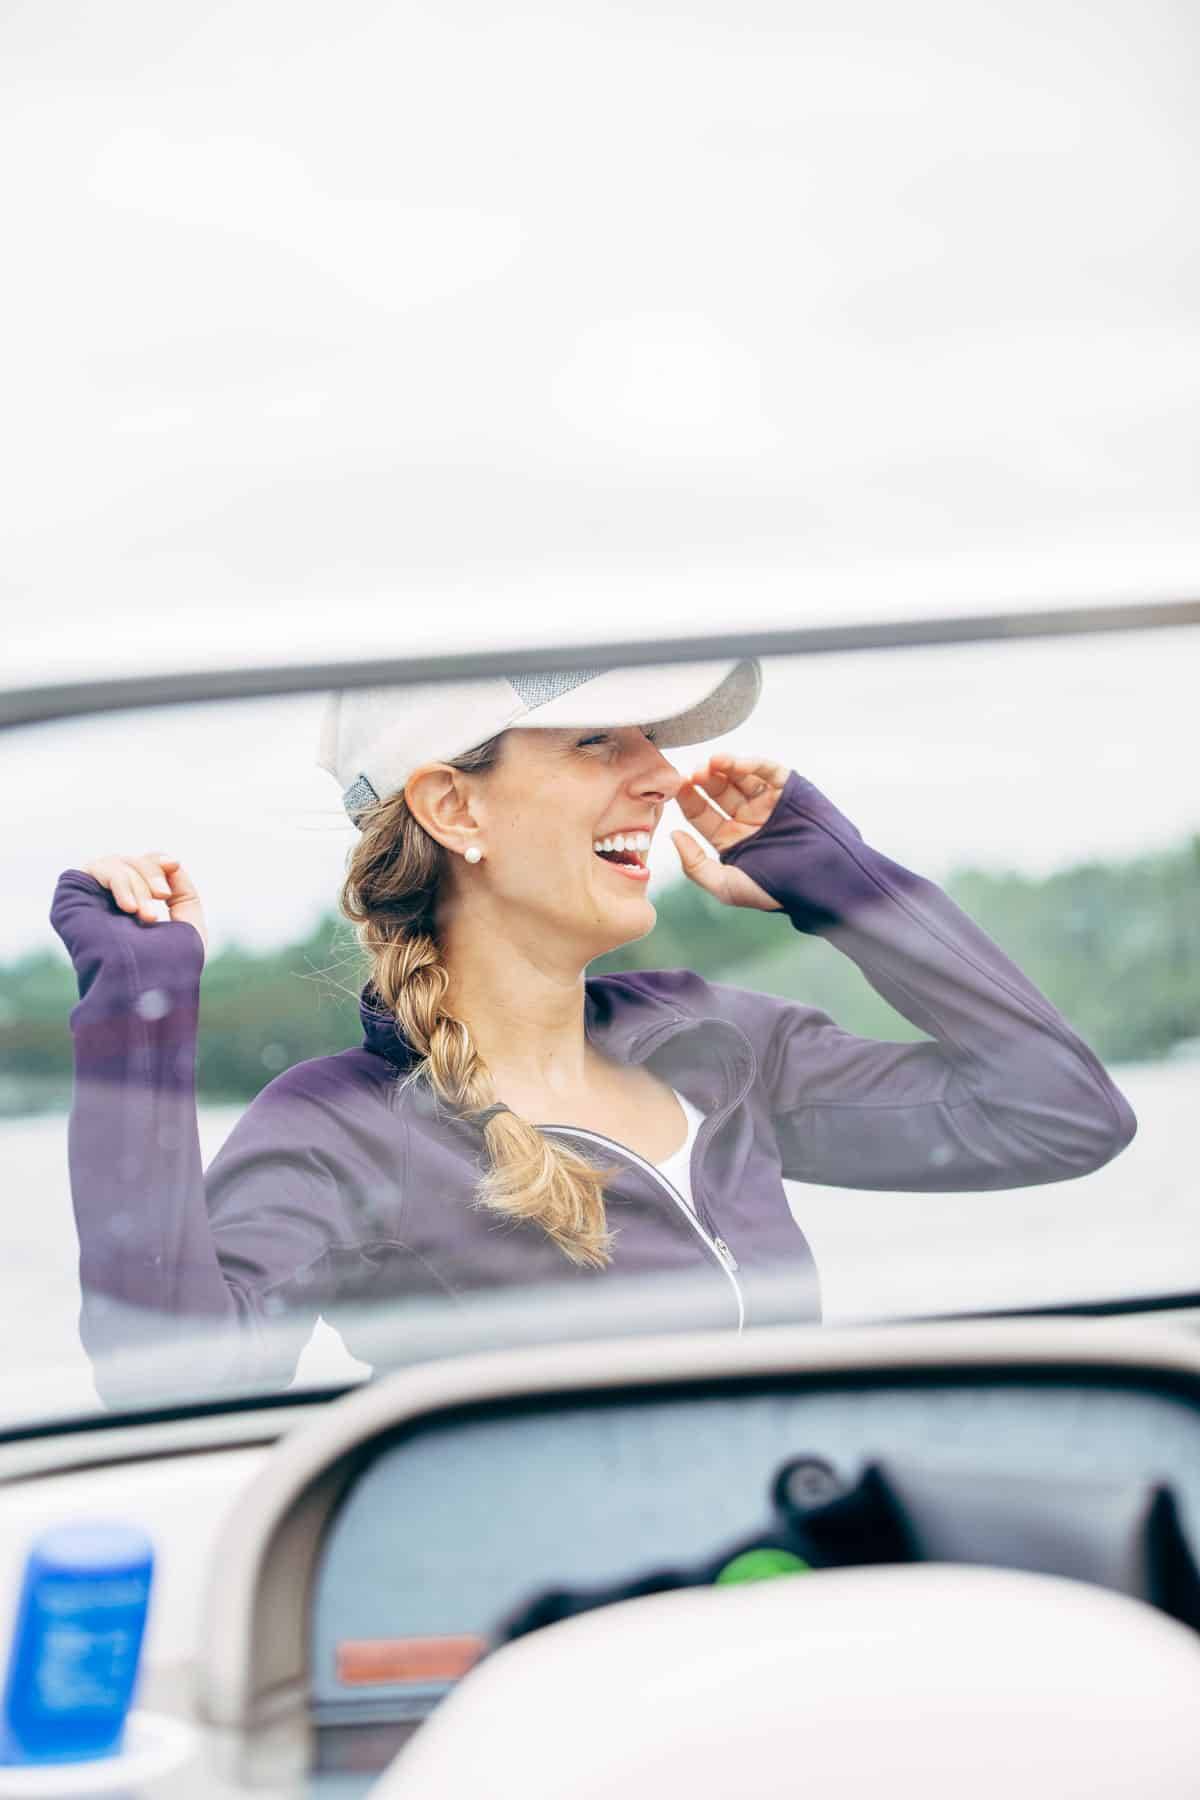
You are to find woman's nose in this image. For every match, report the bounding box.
[631,746,683,803]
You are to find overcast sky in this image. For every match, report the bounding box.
[2,1,1199,686]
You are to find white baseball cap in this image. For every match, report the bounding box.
[319,658,761,823]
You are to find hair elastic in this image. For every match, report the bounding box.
[472,1103,511,1127]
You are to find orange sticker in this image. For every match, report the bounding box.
[336,1635,487,1686]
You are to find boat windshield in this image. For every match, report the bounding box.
[0,630,1196,1428]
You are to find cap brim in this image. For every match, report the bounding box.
[519,658,761,749]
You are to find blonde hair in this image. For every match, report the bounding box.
[339,738,614,1268]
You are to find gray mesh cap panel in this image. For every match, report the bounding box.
[343,773,381,821]
[507,670,606,710]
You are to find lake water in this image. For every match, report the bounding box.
[1,1060,1196,1424]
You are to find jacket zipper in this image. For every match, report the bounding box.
[539,1123,745,1333]
[603,1010,759,1264]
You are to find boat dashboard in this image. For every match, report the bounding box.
[7,1317,1200,1796]
[212,1318,1200,1793]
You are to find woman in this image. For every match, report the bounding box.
[51,658,1135,1396]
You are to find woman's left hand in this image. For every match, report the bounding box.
[671,755,789,910]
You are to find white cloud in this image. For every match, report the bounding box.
[553,314,776,459]
[1,0,1198,684]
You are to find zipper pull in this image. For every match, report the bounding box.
[713,1236,739,1273]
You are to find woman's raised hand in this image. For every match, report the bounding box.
[670,755,789,911]
[81,853,208,955]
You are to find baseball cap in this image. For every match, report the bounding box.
[319,657,761,823]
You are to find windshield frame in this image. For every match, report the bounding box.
[5,595,1199,731]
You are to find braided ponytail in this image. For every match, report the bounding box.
[339,741,613,1267]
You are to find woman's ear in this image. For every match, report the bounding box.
[404,763,482,856]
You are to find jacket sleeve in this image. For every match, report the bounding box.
[49,871,363,1399]
[719,775,1137,1191]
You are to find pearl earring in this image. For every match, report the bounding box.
[464,845,483,864]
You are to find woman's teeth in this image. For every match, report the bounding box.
[593,831,651,863]
[593,832,651,854]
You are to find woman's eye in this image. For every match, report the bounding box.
[574,729,654,751]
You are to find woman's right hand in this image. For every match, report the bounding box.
[81,852,208,956]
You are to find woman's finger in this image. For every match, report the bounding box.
[689,759,788,831]
[130,854,172,899]
[728,755,790,792]
[670,830,725,898]
[710,755,789,803]
[163,863,207,954]
[164,863,202,911]
[144,851,182,876]
[124,867,162,923]
[82,854,170,922]
[690,760,738,807]
[675,780,731,846]
[163,863,200,904]
[143,850,181,876]
[107,871,139,915]
[724,773,769,807]
[721,760,770,800]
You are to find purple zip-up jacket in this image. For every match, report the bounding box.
[50,774,1136,1390]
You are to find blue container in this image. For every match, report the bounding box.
[0,1523,154,1765]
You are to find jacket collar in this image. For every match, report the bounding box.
[360,972,755,1129]
[360,972,694,1075]
[360,987,418,1072]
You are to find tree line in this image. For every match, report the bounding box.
[3,831,1199,1114]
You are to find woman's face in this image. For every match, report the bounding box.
[461,725,684,963]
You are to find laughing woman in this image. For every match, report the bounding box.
[50,660,1136,1397]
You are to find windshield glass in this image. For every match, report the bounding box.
[1,629,1196,1427]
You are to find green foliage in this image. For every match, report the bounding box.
[0,949,79,1112]
[190,916,365,1100]
[4,830,1199,1114]
[944,838,1200,1064]
[0,919,366,1116]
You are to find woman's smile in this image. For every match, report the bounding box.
[593,827,653,881]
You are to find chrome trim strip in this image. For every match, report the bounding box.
[4,597,1199,730]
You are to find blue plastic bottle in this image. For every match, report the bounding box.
[0,1523,154,1765]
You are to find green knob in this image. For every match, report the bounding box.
[713,1547,811,1586]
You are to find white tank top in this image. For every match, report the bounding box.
[653,1090,706,1212]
